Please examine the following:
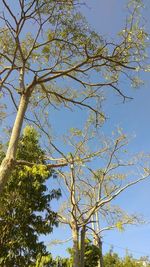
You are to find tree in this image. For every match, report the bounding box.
[103,250,150,267]
[33,254,72,267]
[104,250,123,267]
[53,243,150,267]
[0,126,61,266]
[32,254,57,267]
[0,0,148,193]
[84,240,101,267]
[90,206,140,267]
[66,239,100,267]
[51,125,149,267]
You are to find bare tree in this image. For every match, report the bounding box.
[52,126,150,267]
[0,0,148,192]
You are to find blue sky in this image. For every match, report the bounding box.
[43,0,150,260]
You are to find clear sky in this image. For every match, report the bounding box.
[43,0,150,260]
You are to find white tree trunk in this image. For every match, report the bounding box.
[72,224,80,267]
[0,93,29,193]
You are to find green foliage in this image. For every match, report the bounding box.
[32,248,150,267]
[66,239,100,267]
[104,250,150,267]
[0,126,61,266]
[33,254,71,267]
[32,254,56,267]
[56,244,150,267]
[104,250,123,267]
[84,240,101,267]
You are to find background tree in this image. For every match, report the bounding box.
[32,254,57,267]
[33,253,72,267]
[66,239,100,267]
[0,0,148,192]
[51,124,149,267]
[48,244,150,267]
[104,250,124,267]
[0,126,61,266]
[103,250,150,267]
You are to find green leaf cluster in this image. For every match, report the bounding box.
[0,126,61,266]
[104,250,150,267]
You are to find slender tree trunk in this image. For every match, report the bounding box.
[0,93,30,193]
[95,212,104,267]
[80,225,86,267]
[72,224,80,267]
[94,234,104,267]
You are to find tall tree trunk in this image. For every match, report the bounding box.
[0,93,30,193]
[95,212,104,267]
[80,225,86,267]
[94,234,104,267]
[92,213,104,267]
[72,224,80,267]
